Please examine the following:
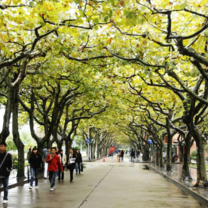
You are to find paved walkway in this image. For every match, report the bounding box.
[149,162,208,202]
[1,155,207,207]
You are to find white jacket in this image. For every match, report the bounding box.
[60,154,66,166]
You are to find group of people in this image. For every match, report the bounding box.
[28,146,83,191]
[0,142,83,204]
[130,149,141,162]
[117,150,124,161]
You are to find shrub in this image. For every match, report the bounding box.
[191,156,197,160]
[191,150,197,157]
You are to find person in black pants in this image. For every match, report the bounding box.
[0,142,13,204]
[120,150,124,161]
[58,149,66,181]
[66,148,76,182]
[75,149,82,174]
[130,149,135,162]
[29,147,42,189]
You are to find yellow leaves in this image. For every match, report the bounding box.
[89,1,94,6]
[43,2,54,11]
[6,0,11,5]
[116,10,121,16]
[107,37,113,44]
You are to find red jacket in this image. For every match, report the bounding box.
[46,154,63,172]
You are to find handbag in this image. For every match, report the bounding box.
[80,163,83,172]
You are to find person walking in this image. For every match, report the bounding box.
[56,147,60,178]
[121,150,124,161]
[75,149,82,175]
[130,149,135,162]
[58,149,66,181]
[44,147,51,179]
[46,147,63,191]
[66,148,76,182]
[27,147,32,181]
[117,150,121,161]
[0,142,13,204]
[163,150,166,164]
[29,147,42,189]
[27,147,32,161]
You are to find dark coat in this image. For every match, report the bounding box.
[75,152,82,163]
[0,151,13,177]
[29,153,42,169]
[66,153,76,169]
[121,150,124,157]
[130,150,135,158]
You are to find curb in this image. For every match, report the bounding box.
[0,174,44,192]
[0,178,29,192]
[190,166,208,172]
[148,165,208,206]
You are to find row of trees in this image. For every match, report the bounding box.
[1,0,208,187]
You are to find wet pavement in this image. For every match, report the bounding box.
[0,155,207,207]
[149,162,208,203]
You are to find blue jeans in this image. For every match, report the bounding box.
[76,163,80,174]
[0,176,9,200]
[30,167,39,187]
[49,171,57,188]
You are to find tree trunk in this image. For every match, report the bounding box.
[182,132,192,180]
[0,85,13,142]
[91,142,95,159]
[188,123,207,186]
[12,86,25,177]
[156,148,159,166]
[65,139,69,154]
[57,140,62,151]
[196,138,207,186]
[159,147,163,167]
[47,136,53,149]
[166,118,172,171]
[179,142,184,164]
[37,141,44,157]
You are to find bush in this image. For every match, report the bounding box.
[191,150,197,157]
[191,156,197,160]
[12,154,18,162]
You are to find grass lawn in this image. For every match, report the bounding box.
[190,164,208,170]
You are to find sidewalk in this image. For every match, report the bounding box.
[1,155,207,207]
[149,162,208,205]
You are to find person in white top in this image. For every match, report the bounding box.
[58,149,66,181]
[163,151,166,164]
[44,147,51,179]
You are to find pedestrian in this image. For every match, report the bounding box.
[75,149,82,175]
[163,150,166,164]
[46,147,63,191]
[121,150,124,161]
[29,147,42,189]
[117,150,121,161]
[56,147,60,178]
[66,148,76,182]
[27,147,32,161]
[27,147,32,180]
[58,149,66,181]
[0,142,13,204]
[130,149,135,162]
[44,147,51,179]
[136,149,140,159]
